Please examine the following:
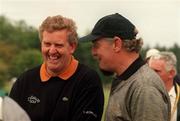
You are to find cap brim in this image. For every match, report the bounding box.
[79,34,100,42]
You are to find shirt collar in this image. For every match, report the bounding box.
[116,56,145,80]
[40,57,79,82]
[169,86,176,98]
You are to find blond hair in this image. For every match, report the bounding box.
[39,15,78,44]
[122,28,143,53]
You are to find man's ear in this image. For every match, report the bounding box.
[113,36,122,52]
[169,69,176,79]
[70,42,77,54]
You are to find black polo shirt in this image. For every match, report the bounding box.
[10,63,104,121]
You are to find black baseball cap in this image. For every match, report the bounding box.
[79,13,136,42]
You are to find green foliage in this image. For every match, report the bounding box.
[0,15,40,50]
[169,43,180,72]
[75,42,113,84]
[0,41,18,87]
[0,59,9,87]
[0,41,18,63]
[0,15,42,89]
[9,49,42,77]
[0,16,14,41]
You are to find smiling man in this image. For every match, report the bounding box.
[9,15,104,121]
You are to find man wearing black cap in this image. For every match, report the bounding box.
[79,13,171,121]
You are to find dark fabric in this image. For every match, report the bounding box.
[116,56,145,80]
[9,64,104,121]
[174,74,180,85]
[111,56,145,92]
[79,13,136,42]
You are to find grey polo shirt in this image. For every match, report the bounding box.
[105,57,171,121]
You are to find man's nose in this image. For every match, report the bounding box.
[49,45,57,54]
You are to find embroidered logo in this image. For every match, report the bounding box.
[27,95,40,104]
[62,97,69,102]
[83,110,97,118]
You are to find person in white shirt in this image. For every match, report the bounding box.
[0,96,31,121]
[148,51,180,121]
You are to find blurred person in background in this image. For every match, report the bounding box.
[145,48,160,63]
[0,96,31,121]
[9,15,104,121]
[145,48,180,85]
[80,13,171,121]
[148,51,180,121]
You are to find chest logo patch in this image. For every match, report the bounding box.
[62,97,69,102]
[27,95,40,104]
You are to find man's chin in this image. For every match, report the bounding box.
[100,69,114,76]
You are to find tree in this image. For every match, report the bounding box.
[9,49,42,78]
[0,41,18,63]
[0,60,9,87]
[0,15,40,50]
[169,43,180,73]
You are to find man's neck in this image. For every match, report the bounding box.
[116,52,139,76]
[166,80,174,92]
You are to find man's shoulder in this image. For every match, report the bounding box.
[77,63,98,75]
[75,63,102,85]
[14,65,41,85]
[138,64,161,81]
[23,65,41,74]
[131,64,165,88]
[18,65,41,78]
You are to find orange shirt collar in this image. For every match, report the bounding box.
[40,57,79,82]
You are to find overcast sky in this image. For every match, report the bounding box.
[0,0,180,47]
